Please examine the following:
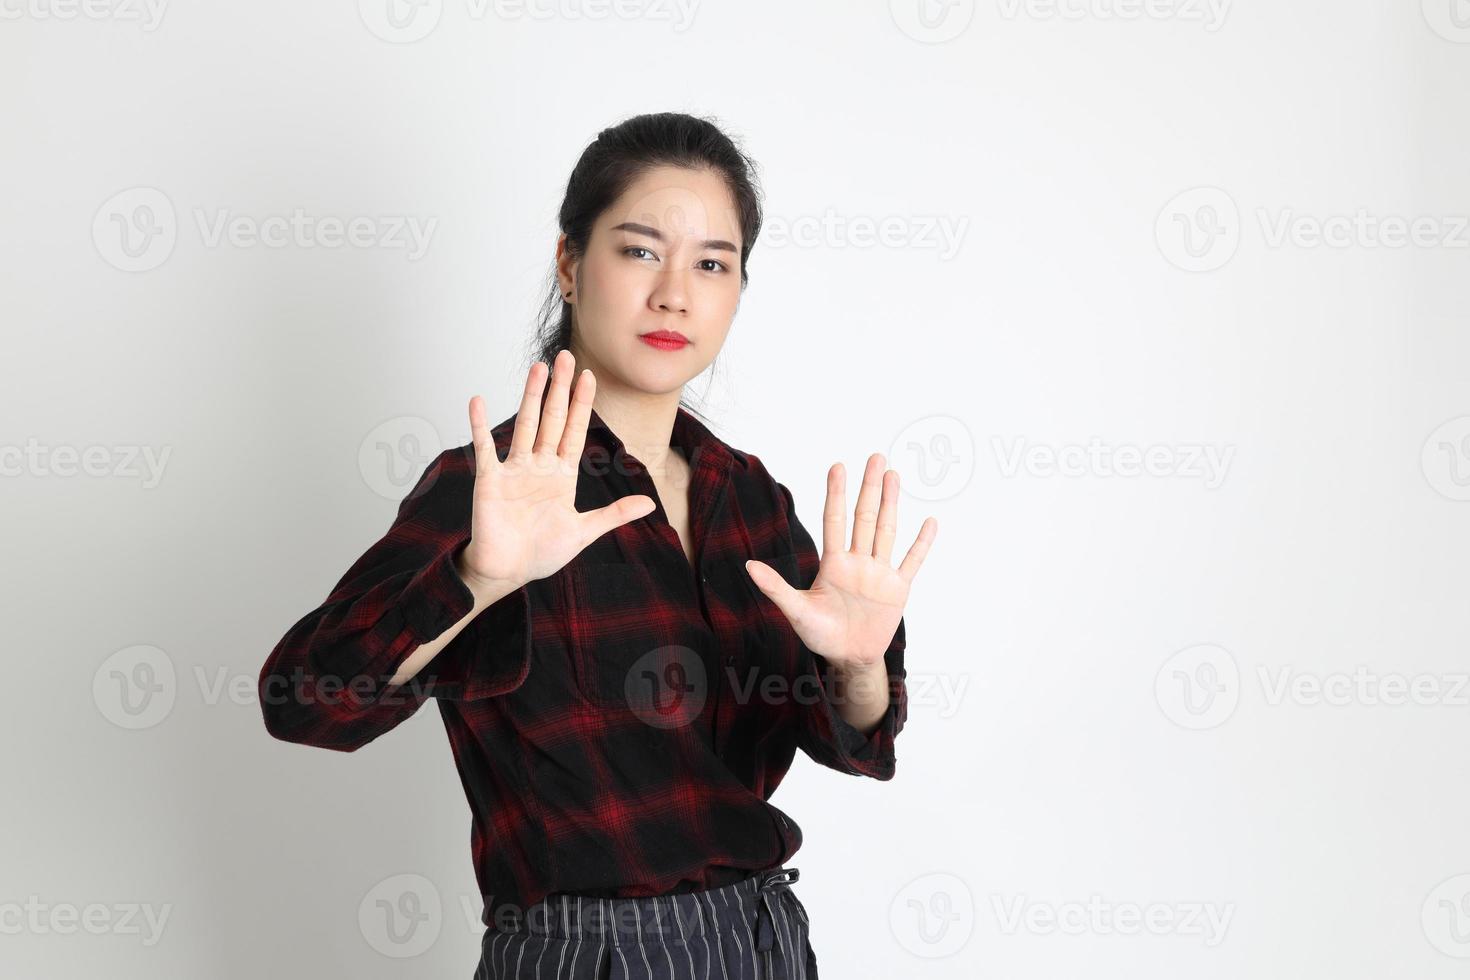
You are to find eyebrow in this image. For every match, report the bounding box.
[610,221,739,254]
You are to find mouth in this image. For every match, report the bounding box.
[638,330,690,351]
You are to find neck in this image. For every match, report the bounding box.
[591,385,686,476]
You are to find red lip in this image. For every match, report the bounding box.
[638,330,690,350]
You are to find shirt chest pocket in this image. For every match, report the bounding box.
[563,561,711,714]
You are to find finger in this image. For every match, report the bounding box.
[559,368,594,463]
[896,516,938,584]
[582,493,657,548]
[468,394,500,478]
[873,469,899,563]
[821,462,846,557]
[534,349,573,456]
[849,453,884,555]
[744,559,804,629]
[509,360,550,458]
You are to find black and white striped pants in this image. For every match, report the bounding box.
[474,866,816,980]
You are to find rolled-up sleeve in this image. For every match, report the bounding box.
[258,444,533,752]
[765,473,909,781]
[797,617,907,780]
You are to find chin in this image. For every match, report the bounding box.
[617,356,699,396]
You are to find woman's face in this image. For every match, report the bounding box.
[559,164,744,397]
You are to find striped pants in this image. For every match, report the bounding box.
[473,866,815,980]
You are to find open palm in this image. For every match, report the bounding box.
[745,454,937,671]
[459,350,655,594]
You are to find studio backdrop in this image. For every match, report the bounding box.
[3,1,1468,978]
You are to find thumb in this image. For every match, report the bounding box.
[745,559,804,624]
[586,494,657,542]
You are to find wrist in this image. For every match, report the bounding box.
[826,657,889,706]
[829,657,888,686]
[453,550,520,608]
[825,659,890,735]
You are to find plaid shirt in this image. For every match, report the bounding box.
[258,403,908,922]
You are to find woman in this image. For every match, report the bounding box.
[258,112,937,979]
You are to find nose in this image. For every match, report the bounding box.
[649,268,689,315]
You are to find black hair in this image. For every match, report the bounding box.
[524,111,764,418]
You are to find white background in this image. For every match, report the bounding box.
[3,0,1469,977]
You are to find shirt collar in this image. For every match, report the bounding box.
[584,403,733,473]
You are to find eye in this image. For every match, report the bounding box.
[623,246,656,261]
[698,259,729,273]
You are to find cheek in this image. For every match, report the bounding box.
[588,258,652,308]
[577,258,643,330]
[696,284,740,338]
[690,265,738,303]
[700,317,735,350]
[577,255,619,303]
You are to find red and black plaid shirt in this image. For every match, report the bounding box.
[258,403,908,924]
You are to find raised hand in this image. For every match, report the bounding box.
[456,349,657,598]
[745,454,937,673]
